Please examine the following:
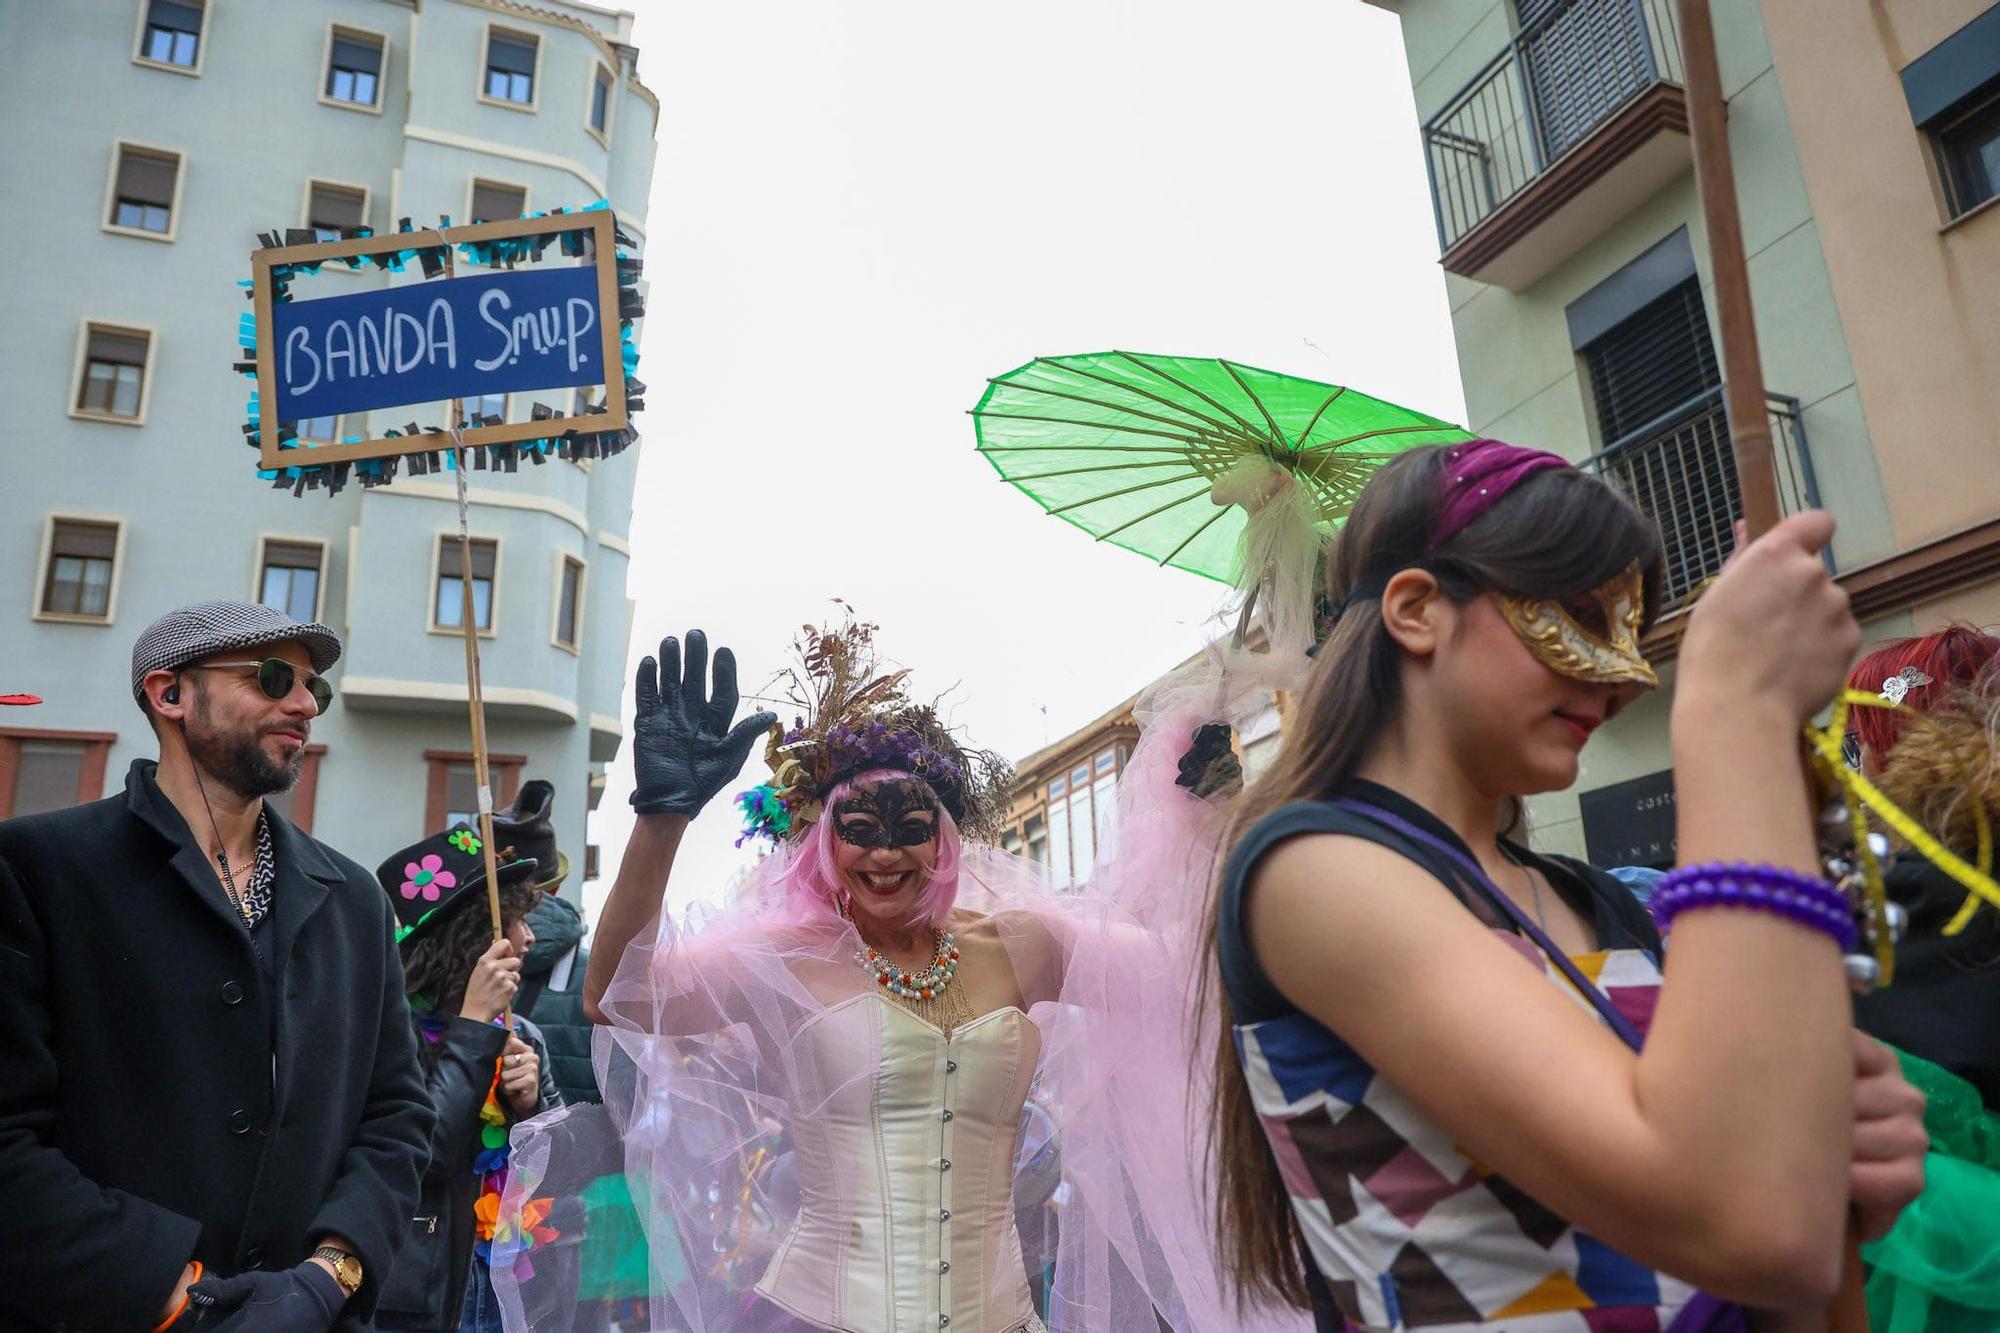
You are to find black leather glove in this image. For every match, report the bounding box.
[1176,722,1243,800]
[186,1262,343,1332]
[630,629,778,817]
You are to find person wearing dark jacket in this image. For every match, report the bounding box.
[375,826,561,1332]
[0,601,432,1331]
[486,780,600,1105]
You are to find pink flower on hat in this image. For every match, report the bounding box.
[401,853,457,901]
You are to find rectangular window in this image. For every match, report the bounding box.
[76,325,150,419]
[307,181,366,241]
[1937,88,2000,218]
[469,180,526,225]
[40,519,119,620]
[9,741,86,817]
[326,29,385,108]
[583,843,601,880]
[109,145,179,235]
[460,391,508,427]
[1582,278,1719,442]
[259,540,324,623]
[443,760,480,830]
[554,555,585,649]
[590,65,613,133]
[436,537,497,631]
[425,750,523,836]
[1047,796,1072,885]
[297,412,368,443]
[1024,812,1048,867]
[140,0,203,69]
[485,31,537,105]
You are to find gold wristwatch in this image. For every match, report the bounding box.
[312,1246,364,1299]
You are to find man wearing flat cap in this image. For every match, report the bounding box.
[0,601,432,1331]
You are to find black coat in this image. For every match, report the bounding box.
[0,761,434,1331]
[1855,853,2000,1110]
[377,1014,560,1329]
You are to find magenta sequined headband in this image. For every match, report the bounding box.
[1429,438,1571,550]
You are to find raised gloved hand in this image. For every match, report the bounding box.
[186,1262,343,1332]
[631,630,778,817]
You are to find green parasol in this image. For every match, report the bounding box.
[972,351,1474,586]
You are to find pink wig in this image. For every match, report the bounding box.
[772,768,962,928]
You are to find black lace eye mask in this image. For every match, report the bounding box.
[832,778,941,850]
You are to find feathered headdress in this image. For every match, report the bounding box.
[735,610,1013,847]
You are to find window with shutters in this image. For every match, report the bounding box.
[258,538,326,623]
[135,0,204,73]
[1582,278,1719,442]
[38,518,121,621]
[468,180,527,225]
[324,27,386,109]
[0,731,117,820]
[1901,8,2000,221]
[483,28,538,107]
[106,144,181,239]
[434,536,499,634]
[306,181,367,241]
[1580,278,1742,607]
[553,555,585,651]
[74,324,152,422]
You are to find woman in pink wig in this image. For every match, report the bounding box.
[493,614,1292,1333]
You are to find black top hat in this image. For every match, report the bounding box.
[490,778,569,890]
[377,823,539,945]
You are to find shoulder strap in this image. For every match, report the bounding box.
[1329,798,1646,1052]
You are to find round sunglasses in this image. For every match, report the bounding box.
[185,659,335,714]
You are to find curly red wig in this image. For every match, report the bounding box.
[1846,623,2000,758]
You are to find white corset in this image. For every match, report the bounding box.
[756,994,1045,1333]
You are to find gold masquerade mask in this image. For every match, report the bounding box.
[1495,563,1657,688]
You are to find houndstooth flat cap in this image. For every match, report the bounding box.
[131,600,342,700]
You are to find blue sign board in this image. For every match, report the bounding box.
[271,264,604,420]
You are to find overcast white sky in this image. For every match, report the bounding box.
[586,0,1467,918]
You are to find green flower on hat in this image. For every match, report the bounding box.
[449,829,483,855]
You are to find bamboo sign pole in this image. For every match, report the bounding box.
[437,248,508,950]
[1674,4,1867,1328]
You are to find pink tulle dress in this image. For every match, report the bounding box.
[492,655,1313,1333]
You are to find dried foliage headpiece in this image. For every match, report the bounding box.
[735,610,1012,846]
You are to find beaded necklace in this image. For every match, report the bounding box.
[857,928,973,1036]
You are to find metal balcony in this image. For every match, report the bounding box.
[1423,0,1690,289]
[1580,388,1822,609]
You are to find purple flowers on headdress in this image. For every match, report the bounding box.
[824,719,963,788]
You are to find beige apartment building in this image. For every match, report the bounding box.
[1010,0,1999,877]
[1364,0,2000,864]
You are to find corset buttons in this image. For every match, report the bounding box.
[939,1157,952,1171]
[940,1108,953,1122]
[939,1318,950,1327]
[939,1208,951,1221]
[945,1059,958,1073]
[939,1260,951,1274]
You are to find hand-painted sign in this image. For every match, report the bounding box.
[272,264,603,420]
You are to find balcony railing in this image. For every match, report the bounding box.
[1581,388,1822,609]
[1424,0,1685,251]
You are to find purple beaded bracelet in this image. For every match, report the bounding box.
[1649,861,1859,954]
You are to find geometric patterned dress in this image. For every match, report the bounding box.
[1219,785,1735,1331]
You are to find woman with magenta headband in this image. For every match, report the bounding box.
[493,616,1303,1332]
[1203,440,1930,1330]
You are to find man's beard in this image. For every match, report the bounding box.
[185,691,305,799]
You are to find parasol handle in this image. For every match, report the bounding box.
[1677,4,1866,1328]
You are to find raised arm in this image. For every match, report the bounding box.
[583,630,775,1029]
[1250,512,1867,1309]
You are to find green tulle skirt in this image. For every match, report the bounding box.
[1862,1049,2000,1332]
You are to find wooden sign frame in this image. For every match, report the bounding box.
[250,210,627,470]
